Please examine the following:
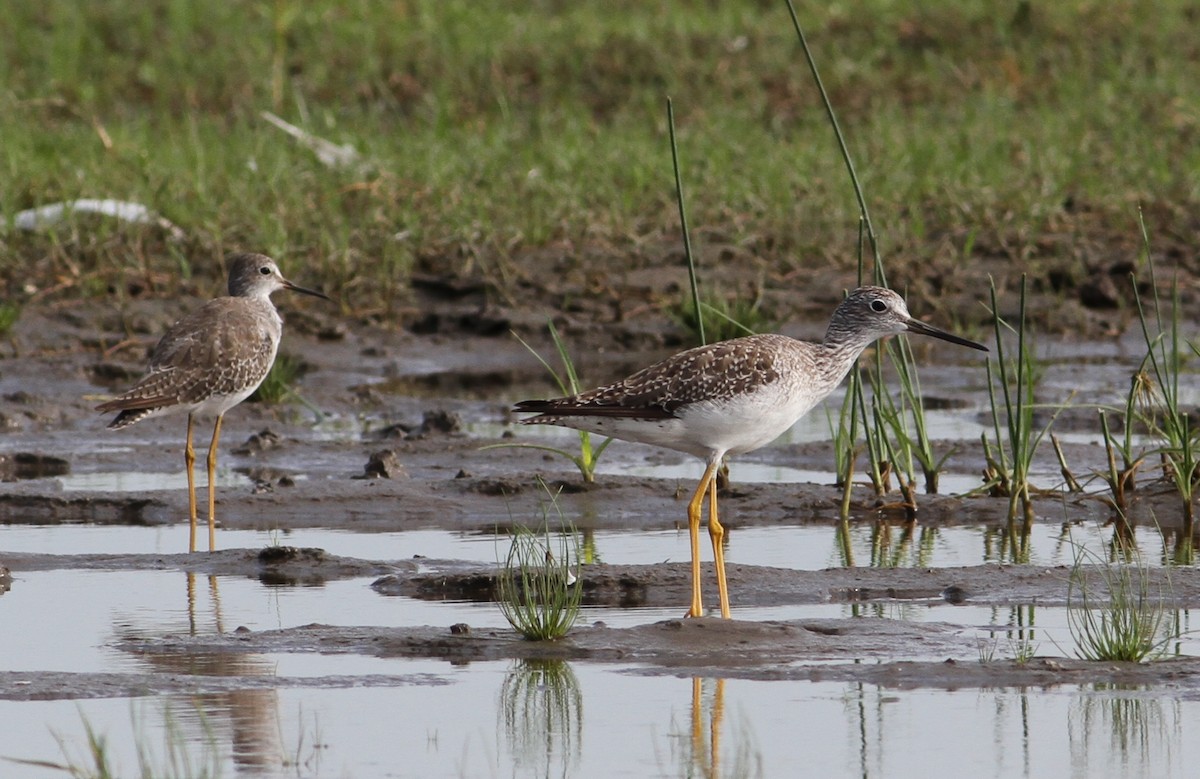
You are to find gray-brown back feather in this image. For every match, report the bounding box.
[96,297,279,425]
[515,333,798,420]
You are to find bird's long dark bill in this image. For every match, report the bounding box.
[283,279,332,301]
[905,319,988,351]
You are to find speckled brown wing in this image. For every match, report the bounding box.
[96,299,278,423]
[515,334,787,419]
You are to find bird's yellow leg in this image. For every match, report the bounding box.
[708,476,731,618]
[185,414,198,553]
[686,461,720,618]
[205,414,224,552]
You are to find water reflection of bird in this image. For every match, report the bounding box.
[515,287,986,618]
[97,254,329,552]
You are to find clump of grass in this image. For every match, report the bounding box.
[981,275,1065,527]
[0,303,19,336]
[488,321,612,483]
[496,486,583,641]
[976,635,1038,665]
[669,291,775,345]
[1129,214,1200,534]
[1066,543,1176,663]
[249,352,305,404]
[1097,405,1143,519]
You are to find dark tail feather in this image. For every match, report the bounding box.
[512,399,674,420]
[512,399,562,414]
[105,408,155,430]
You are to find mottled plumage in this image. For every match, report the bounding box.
[97,253,329,552]
[515,286,987,618]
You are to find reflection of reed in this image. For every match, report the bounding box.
[983,522,1032,564]
[1163,525,1196,565]
[499,658,583,777]
[835,519,937,568]
[1068,684,1181,771]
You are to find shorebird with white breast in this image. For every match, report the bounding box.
[97,253,330,552]
[515,286,986,618]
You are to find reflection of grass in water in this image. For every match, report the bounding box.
[976,604,1039,664]
[9,700,325,779]
[1071,683,1180,766]
[499,659,583,777]
[8,703,222,779]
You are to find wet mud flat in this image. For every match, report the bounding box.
[3,296,1199,709]
[7,541,1200,702]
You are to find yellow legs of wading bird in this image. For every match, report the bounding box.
[514,287,987,618]
[96,253,330,552]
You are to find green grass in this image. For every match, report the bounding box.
[669,292,775,345]
[489,321,613,483]
[1129,218,1200,534]
[981,275,1066,530]
[0,303,19,336]
[1066,543,1177,663]
[8,703,223,779]
[248,352,305,404]
[496,487,584,641]
[3,1,1200,320]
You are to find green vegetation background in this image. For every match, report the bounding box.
[2,1,1197,322]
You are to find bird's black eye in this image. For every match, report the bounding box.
[870,299,887,313]
[259,266,271,275]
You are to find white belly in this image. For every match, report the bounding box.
[541,379,822,460]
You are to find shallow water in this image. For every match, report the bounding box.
[5,663,1200,778]
[0,519,1183,570]
[7,336,1200,777]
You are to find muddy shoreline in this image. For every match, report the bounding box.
[2,289,1198,702]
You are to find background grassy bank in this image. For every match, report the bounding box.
[2,0,1198,326]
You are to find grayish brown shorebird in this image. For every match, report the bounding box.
[514,286,987,618]
[97,253,330,552]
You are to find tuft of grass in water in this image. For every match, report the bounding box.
[1097,406,1144,519]
[887,327,963,496]
[249,352,305,404]
[981,274,1065,531]
[976,635,1038,665]
[1129,213,1200,535]
[1066,543,1177,663]
[496,485,583,641]
[1009,636,1039,664]
[489,321,612,483]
